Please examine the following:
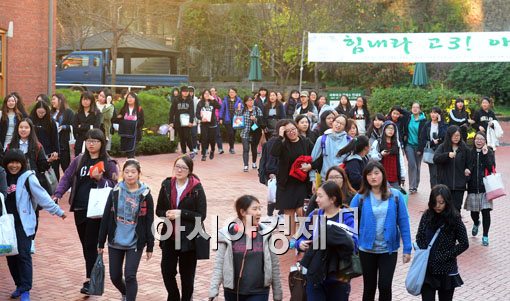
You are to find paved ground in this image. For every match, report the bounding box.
[1,137,510,300]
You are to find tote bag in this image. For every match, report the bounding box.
[200,110,212,123]
[232,114,245,129]
[405,227,442,296]
[0,194,18,256]
[483,166,506,201]
[422,142,435,164]
[289,263,307,301]
[267,178,276,204]
[87,183,113,219]
[88,254,105,296]
[44,167,58,195]
[179,113,190,127]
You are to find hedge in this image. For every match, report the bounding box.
[369,87,481,121]
[109,134,177,157]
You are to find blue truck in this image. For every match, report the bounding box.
[56,50,188,91]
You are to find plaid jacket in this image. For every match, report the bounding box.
[239,106,263,140]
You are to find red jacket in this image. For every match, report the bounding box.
[289,155,312,182]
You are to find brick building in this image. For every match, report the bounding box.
[0,0,56,105]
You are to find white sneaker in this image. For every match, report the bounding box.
[243,166,249,172]
[252,163,257,169]
[31,240,36,254]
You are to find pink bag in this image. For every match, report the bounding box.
[483,166,506,201]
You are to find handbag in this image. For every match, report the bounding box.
[483,166,506,201]
[267,178,276,204]
[88,254,105,296]
[69,125,76,159]
[179,113,190,127]
[405,227,442,296]
[194,232,210,260]
[0,194,18,256]
[86,183,113,219]
[289,263,307,301]
[337,253,363,279]
[423,142,435,164]
[232,114,245,129]
[201,110,212,123]
[44,167,58,195]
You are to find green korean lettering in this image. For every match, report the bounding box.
[429,38,443,49]
[391,37,412,55]
[368,40,388,48]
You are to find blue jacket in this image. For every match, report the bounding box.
[219,96,243,123]
[14,170,65,237]
[350,188,412,254]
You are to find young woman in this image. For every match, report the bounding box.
[348,96,370,135]
[285,90,300,119]
[262,91,285,141]
[294,91,318,126]
[3,149,66,301]
[335,95,352,116]
[116,92,145,158]
[50,93,75,173]
[254,87,268,110]
[1,93,26,150]
[29,101,59,177]
[219,88,243,154]
[96,88,115,150]
[210,87,224,154]
[237,96,263,171]
[465,132,495,246]
[170,87,180,103]
[337,135,370,191]
[97,159,155,301]
[169,86,195,155]
[297,181,357,301]
[448,98,471,141]
[73,91,102,155]
[156,155,207,301]
[350,161,412,301]
[310,109,336,143]
[403,102,427,194]
[276,91,284,103]
[387,106,406,144]
[433,125,470,211]
[369,121,407,189]
[271,120,313,235]
[305,166,357,215]
[53,129,118,295]
[346,118,359,138]
[311,114,351,184]
[196,89,221,161]
[416,185,469,301]
[35,94,50,105]
[295,114,312,140]
[309,90,318,107]
[209,195,283,301]
[367,113,385,146]
[316,95,328,112]
[472,97,498,133]
[419,107,447,188]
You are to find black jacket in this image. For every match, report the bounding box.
[418,121,448,152]
[32,118,60,155]
[97,185,155,252]
[348,107,370,132]
[115,106,145,142]
[416,210,468,275]
[258,137,279,185]
[433,142,470,190]
[0,112,27,148]
[401,113,427,148]
[53,108,75,152]
[270,136,313,188]
[472,109,497,132]
[155,176,207,252]
[169,96,195,127]
[73,110,102,153]
[467,148,495,194]
[344,154,368,191]
[196,99,221,127]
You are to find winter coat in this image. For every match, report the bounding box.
[52,108,74,152]
[72,109,102,153]
[219,96,243,124]
[369,139,407,180]
[433,142,470,191]
[271,136,313,188]
[467,148,495,194]
[472,109,497,132]
[344,154,368,191]
[311,129,352,180]
[418,121,447,152]
[169,96,195,128]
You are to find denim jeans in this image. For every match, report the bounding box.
[242,137,259,166]
[7,221,33,293]
[109,247,143,301]
[224,290,269,301]
[215,125,224,151]
[306,276,350,301]
[405,145,422,190]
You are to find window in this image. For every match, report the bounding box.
[61,54,89,69]
[92,55,100,67]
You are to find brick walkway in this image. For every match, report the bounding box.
[1,142,510,300]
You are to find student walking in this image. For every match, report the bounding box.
[73,91,102,155]
[169,86,195,155]
[348,96,370,135]
[209,195,283,301]
[1,93,27,150]
[419,107,447,188]
[116,92,145,158]
[210,87,225,154]
[239,96,263,172]
[196,89,221,161]
[50,93,75,174]
[416,185,469,301]
[402,103,427,194]
[433,125,470,211]
[338,135,370,191]
[219,88,243,154]
[97,159,155,301]
[53,129,118,295]
[350,161,412,301]
[465,132,495,246]
[3,149,67,301]
[156,155,207,301]
[96,89,115,150]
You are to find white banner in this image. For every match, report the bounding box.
[308,32,510,63]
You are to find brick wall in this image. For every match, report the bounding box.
[0,0,56,106]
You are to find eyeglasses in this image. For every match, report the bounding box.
[474,137,486,141]
[85,139,101,145]
[328,175,344,180]
[249,206,264,211]
[174,164,189,171]
[285,128,297,134]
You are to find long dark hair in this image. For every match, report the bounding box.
[337,95,352,111]
[288,89,300,101]
[442,125,466,151]
[50,93,70,120]
[119,92,140,116]
[12,92,28,117]
[9,118,42,164]
[1,93,24,123]
[427,184,460,230]
[367,113,385,138]
[78,91,98,114]
[325,166,356,202]
[77,129,110,172]
[337,135,369,157]
[36,94,50,105]
[317,110,335,135]
[30,101,55,133]
[264,91,283,116]
[359,161,390,200]
[380,121,399,154]
[295,114,311,137]
[319,181,346,208]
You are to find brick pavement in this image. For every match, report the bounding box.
[1,142,510,300]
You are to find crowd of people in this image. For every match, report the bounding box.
[0,87,502,301]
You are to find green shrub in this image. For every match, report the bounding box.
[56,89,82,111]
[447,63,510,103]
[109,134,177,157]
[369,87,480,118]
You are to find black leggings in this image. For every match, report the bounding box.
[177,127,193,153]
[471,209,491,236]
[200,125,216,156]
[421,283,455,301]
[359,251,398,301]
[74,210,102,278]
[451,190,465,212]
[161,241,197,301]
[224,123,236,150]
[242,137,258,166]
[108,247,143,301]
